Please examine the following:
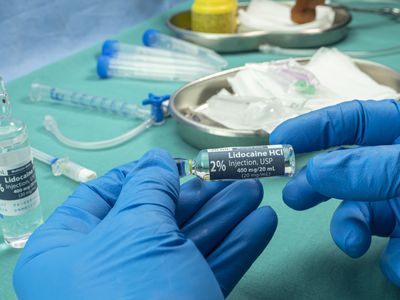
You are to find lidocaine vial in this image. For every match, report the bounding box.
[176,145,295,181]
[0,78,42,248]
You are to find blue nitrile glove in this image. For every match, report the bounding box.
[270,99,400,287]
[13,149,277,300]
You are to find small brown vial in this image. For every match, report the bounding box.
[291,0,326,24]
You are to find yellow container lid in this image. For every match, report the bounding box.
[192,0,237,14]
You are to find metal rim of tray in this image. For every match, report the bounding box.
[167,2,353,52]
[169,58,400,148]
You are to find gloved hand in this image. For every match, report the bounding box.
[270,99,400,286]
[13,149,277,300]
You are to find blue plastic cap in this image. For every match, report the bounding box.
[97,56,110,79]
[142,93,170,124]
[102,40,119,56]
[142,29,160,47]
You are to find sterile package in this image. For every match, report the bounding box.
[196,48,399,132]
[194,92,289,131]
[238,0,335,32]
[302,48,398,109]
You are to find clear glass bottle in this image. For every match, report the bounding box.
[0,78,42,248]
[177,144,295,181]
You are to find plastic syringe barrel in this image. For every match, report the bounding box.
[142,29,228,68]
[30,82,150,120]
[96,55,215,82]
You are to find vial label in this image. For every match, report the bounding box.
[208,145,285,180]
[0,149,40,217]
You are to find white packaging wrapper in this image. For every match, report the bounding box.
[238,0,335,32]
[198,48,399,132]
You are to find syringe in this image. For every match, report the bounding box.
[31,147,97,182]
[142,29,228,69]
[176,145,295,181]
[30,82,150,120]
[31,90,170,150]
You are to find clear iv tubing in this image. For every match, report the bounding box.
[30,82,150,120]
[43,115,154,150]
[259,44,400,58]
[30,82,167,150]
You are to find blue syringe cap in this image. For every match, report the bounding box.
[102,40,119,56]
[142,29,160,47]
[142,93,170,124]
[97,55,110,79]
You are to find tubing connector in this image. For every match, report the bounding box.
[142,93,170,125]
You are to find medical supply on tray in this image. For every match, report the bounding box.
[238,0,335,32]
[192,48,399,133]
[96,55,216,82]
[291,0,325,24]
[142,29,228,68]
[0,78,42,249]
[176,144,295,181]
[191,0,238,33]
[31,147,97,183]
[30,83,170,150]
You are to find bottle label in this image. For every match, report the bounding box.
[0,149,40,217]
[208,145,285,180]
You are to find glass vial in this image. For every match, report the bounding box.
[177,144,295,181]
[0,78,42,248]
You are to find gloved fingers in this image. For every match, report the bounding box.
[306,145,400,201]
[44,159,138,226]
[15,160,139,256]
[330,201,396,258]
[380,237,400,287]
[176,178,232,226]
[282,166,330,210]
[181,180,263,256]
[206,206,278,297]
[107,149,180,233]
[270,100,400,153]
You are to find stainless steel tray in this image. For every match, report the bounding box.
[170,59,400,149]
[167,2,352,53]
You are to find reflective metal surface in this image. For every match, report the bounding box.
[170,59,400,149]
[167,2,352,53]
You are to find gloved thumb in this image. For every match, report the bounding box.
[306,145,400,201]
[108,148,180,230]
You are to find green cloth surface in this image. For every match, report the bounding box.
[1,2,400,299]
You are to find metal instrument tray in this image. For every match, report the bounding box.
[167,2,352,53]
[170,59,400,149]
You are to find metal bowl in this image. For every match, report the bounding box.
[170,59,400,149]
[167,2,352,53]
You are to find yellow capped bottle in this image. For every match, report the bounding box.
[191,0,238,34]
